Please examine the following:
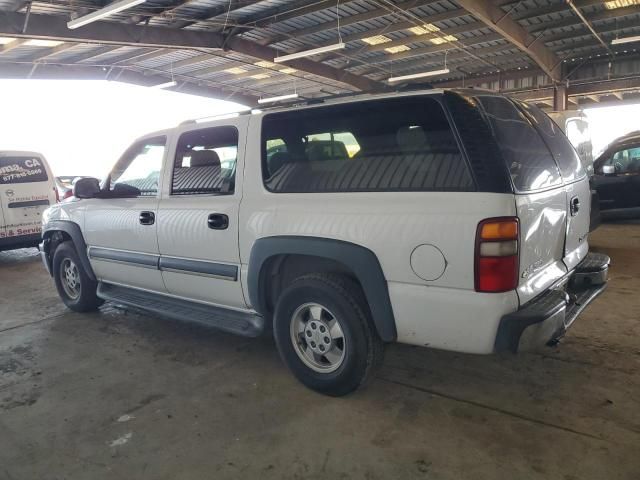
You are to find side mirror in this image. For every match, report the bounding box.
[602,165,616,175]
[73,177,100,199]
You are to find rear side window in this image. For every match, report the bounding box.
[517,102,586,183]
[261,97,474,193]
[476,96,562,192]
[172,126,238,195]
[0,156,48,184]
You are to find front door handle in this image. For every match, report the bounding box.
[570,196,580,216]
[139,211,155,225]
[208,213,229,230]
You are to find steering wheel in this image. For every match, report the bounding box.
[614,161,624,173]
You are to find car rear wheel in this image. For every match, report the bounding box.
[273,273,384,396]
[53,241,103,312]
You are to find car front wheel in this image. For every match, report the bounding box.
[52,241,103,312]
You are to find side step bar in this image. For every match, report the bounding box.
[97,283,264,338]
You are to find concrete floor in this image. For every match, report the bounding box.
[1,223,639,480]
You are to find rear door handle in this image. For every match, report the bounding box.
[208,213,229,230]
[139,211,155,225]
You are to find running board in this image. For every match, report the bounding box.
[97,283,264,337]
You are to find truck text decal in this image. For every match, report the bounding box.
[0,157,48,184]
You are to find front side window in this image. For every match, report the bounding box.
[604,145,640,174]
[476,96,562,192]
[262,97,473,193]
[111,136,166,196]
[0,156,48,184]
[172,126,238,195]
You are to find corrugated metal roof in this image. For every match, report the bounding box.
[0,0,638,103]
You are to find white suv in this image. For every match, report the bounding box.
[41,89,609,396]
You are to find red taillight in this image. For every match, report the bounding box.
[475,217,519,293]
[63,189,73,200]
[54,187,60,203]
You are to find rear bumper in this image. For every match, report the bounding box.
[495,252,609,353]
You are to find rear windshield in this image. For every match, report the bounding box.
[0,156,49,184]
[516,101,587,183]
[475,96,562,193]
[261,96,474,193]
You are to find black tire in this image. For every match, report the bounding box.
[273,273,384,396]
[52,241,103,312]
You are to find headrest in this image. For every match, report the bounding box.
[306,141,348,162]
[190,149,221,168]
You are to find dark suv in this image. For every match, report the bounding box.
[593,131,640,216]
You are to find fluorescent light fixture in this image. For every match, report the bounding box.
[274,42,345,63]
[224,67,247,74]
[388,68,450,83]
[68,0,147,29]
[151,80,177,89]
[0,37,16,45]
[612,35,640,45]
[361,35,391,45]
[25,39,64,47]
[279,67,297,74]
[254,60,276,68]
[385,45,410,54]
[408,23,440,35]
[604,0,639,9]
[67,0,147,30]
[257,93,300,104]
[429,35,457,45]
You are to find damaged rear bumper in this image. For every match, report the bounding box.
[495,252,610,353]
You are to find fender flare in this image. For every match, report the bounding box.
[42,220,96,282]
[248,236,397,342]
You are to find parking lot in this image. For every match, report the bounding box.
[0,220,638,480]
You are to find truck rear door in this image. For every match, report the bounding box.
[475,96,571,305]
[517,102,591,271]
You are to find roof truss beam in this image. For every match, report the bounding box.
[0,11,380,92]
[455,0,562,81]
[0,12,225,49]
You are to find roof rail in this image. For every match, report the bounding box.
[178,109,250,126]
[247,84,445,112]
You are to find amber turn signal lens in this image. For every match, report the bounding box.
[480,220,518,240]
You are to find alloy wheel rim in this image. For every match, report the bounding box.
[290,302,346,373]
[60,258,81,300]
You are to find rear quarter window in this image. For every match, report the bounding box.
[261,96,474,193]
[517,101,586,183]
[475,96,562,192]
[0,156,48,184]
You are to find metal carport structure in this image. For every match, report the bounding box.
[0,0,639,108]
